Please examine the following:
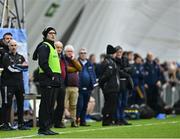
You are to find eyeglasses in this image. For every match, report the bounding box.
[80,52,87,54]
[5,37,12,40]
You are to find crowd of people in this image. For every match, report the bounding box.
[0,27,179,135]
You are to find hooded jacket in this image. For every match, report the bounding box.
[99,55,120,93]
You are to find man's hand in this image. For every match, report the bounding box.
[144,84,148,89]
[156,81,161,88]
[71,53,75,60]
[22,62,28,67]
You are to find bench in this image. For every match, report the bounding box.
[11,94,38,127]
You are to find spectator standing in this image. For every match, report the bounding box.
[99,45,119,126]
[131,54,145,105]
[115,46,132,125]
[144,52,162,115]
[64,45,82,127]
[53,41,66,128]
[77,48,96,126]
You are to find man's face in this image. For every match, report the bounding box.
[9,40,17,54]
[55,43,63,54]
[147,53,153,62]
[79,51,87,60]
[65,48,74,58]
[135,57,142,64]
[90,55,96,64]
[3,35,12,45]
[46,30,56,41]
[116,49,123,58]
[128,53,134,61]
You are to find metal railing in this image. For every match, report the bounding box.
[161,82,180,107]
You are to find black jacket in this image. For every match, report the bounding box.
[33,39,62,87]
[115,56,134,91]
[1,52,26,86]
[99,55,120,93]
[0,39,9,68]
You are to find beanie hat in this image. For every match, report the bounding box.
[106,44,117,54]
[42,27,56,38]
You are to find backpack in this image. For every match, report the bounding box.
[139,104,155,119]
[124,107,140,120]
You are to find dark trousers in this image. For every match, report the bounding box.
[0,107,2,125]
[39,86,57,130]
[54,86,65,126]
[116,90,128,121]
[1,85,24,124]
[76,90,91,124]
[0,76,2,124]
[102,92,117,124]
[146,85,163,115]
[130,85,145,105]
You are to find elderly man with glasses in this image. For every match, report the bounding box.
[63,44,82,127]
[76,48,97,126]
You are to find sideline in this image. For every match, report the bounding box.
[9,121,179,139]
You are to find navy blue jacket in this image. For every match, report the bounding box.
[78,59,97,91]
[144,59,161,86]
[132,63,145,87]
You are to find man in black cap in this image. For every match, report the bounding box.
[99,44,120,126]
[33,27,62,135]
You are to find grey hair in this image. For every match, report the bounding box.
[54,41,63,47]
[78,48,87,54]
[64,44,75,52]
